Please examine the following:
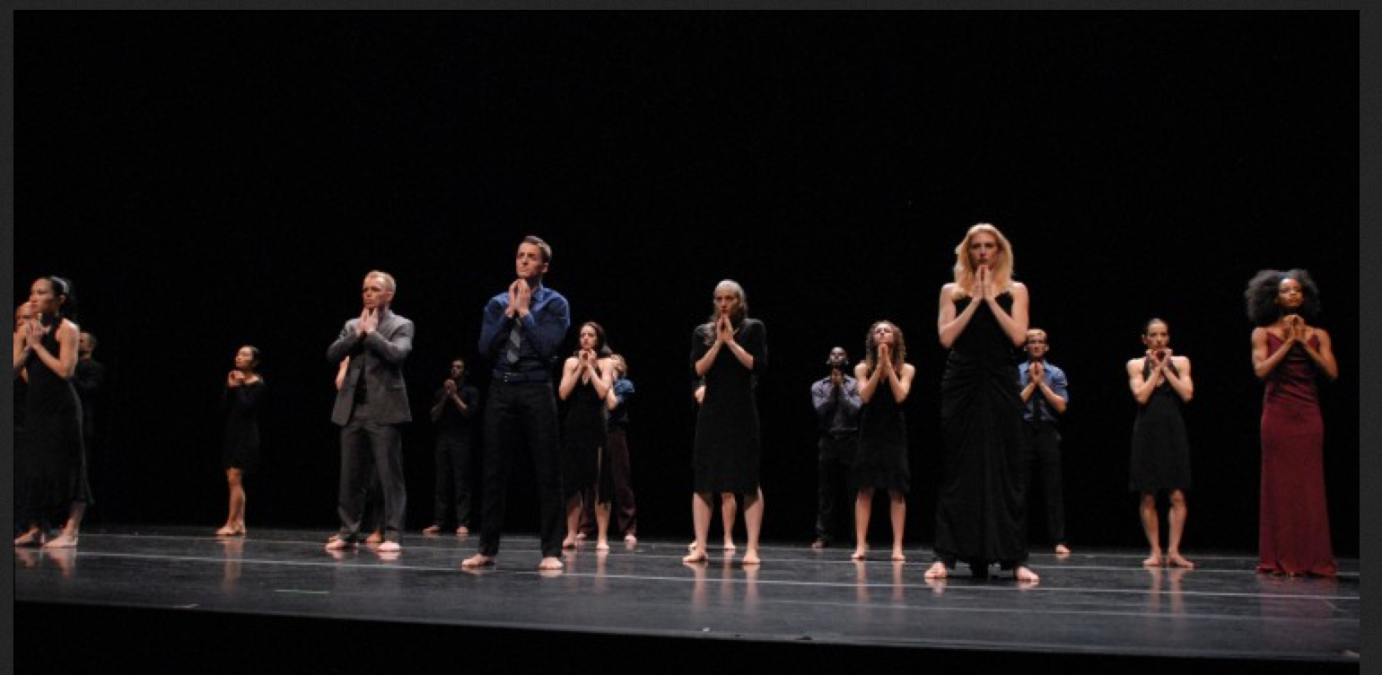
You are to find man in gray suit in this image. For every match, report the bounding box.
[325,270,414,553]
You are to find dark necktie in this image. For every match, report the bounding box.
[505,321,522,364]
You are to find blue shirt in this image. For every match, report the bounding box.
[478,283,571,374]
[811,373,862,435]
[609,378,635,429]
[1018,359,1068,425]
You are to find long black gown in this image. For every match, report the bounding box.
[934,293,1028,571]
[561,376,608,501]
[23,327,91,526]
[690,318,767,495]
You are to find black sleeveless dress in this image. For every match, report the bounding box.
[934,293,1027,569]
[1128,360,1192,491]
[851,371,909,493]
[561,377,608,500]
[24,327,92,520]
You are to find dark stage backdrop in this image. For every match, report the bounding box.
[15,12,1358,555]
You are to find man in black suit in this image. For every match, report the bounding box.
[325,270,414,553]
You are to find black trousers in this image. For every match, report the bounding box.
[1022,424,1066,545]
[432,433,476,529]
[478,381,564,558]
[816,435,857,543]
[336,413,406,543]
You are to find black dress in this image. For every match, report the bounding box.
[222,380,266,473]
[561,376,608,500]
[1128,361,1192,492]
[690,318,767,495]
[852,370,909,493]
[24,327,91,522]
[934,293,1027,569]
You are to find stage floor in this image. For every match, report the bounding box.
[14,525,1360,672]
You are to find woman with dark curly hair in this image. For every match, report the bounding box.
[1245,269,1338,577]
[851,320,915,563]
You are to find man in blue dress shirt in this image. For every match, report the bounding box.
[1018,328,1071,555]
[463,236,571,572]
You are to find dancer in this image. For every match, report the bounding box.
[1018,328,1071,555]
[809,346,860,549]
[926,224,1037,582]
[325,270,413,554]
[1246,269,1338,576]
[463,236,570,572]
[217,345,265,536]
[1126,318,1195,569]
[558,321,614,550]
[424,358,481,536]
[13,276,91,549]
[685,280,767,566]
[851,322,915,562]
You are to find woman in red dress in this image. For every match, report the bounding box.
[1246,269,1339,577]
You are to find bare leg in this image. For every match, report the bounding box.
[219,468,246,535]
[562,494,581,548]
[595,500,611,551]
[1139,492,1163,567]
[720,492,738,551]
[1166,489,1194,568]
[889,490,906,562]
[43,501,85,548]
[852,488,872,560]
[742,487,763,565]
[684,492,712,563]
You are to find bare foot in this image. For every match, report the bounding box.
[14,528,43,547]
[216,526,237,536]
[924,561,949,579]
[623,534,637,545]
[325,537,356,551]
[1167,552,1195,569]
[723,540,737,552]
[365,530,384,544]
[1014,566,1040,583]
[461,554,495,569]
[1142,553,1164,568]
[562,536,577,549]
[596,540,610,551]
[891,550,907,562]
[42,534,78,549]
[683,546,708,563]
[851,549,868,561]
[456,526,470,536]
[742,549,761,565]
[1054,544,1071,555]
[377,541,401,553]
[422,525,442,535]
[538,556,564,571]
[811,539,827,550]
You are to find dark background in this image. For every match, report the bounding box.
[14,12,1358,555]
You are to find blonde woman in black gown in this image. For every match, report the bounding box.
[926,225,1038,583]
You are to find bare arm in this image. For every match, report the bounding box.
[1161,355,1194,403]
[937,284,980,349]
[24,319,78,379]
[1250,327,1290,380]
[1301,327,1339,381]
[558,357,581,400]
[887,362,916,404]
[1127,358,1157,406]
[855,361,879,404]
[986,282,1030,347]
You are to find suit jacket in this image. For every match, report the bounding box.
[327,308,414,426]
